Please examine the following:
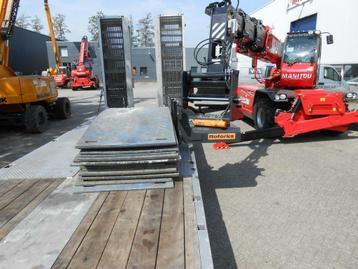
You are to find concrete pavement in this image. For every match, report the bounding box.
[0,82,357,269]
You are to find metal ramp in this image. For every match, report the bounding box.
[0,126,86,181]
[74,107,180,192]
[155,15,185,106]
[99,16,134,108]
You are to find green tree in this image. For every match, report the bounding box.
[88,11,104,41]
[137,13,154,47]
[53,14,71,40]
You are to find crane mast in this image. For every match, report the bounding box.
[0,0,19,69]
[44,0,62,70]
[79,36,89,65]
[70,35,98,90]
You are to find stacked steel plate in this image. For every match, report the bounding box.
[74,107,180,192]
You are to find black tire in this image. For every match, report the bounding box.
[254,98,276,129]
[72,87,77,91]
[25,105,48,133]
[55,97,71,119]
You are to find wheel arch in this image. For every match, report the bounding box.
[254,89,278,103]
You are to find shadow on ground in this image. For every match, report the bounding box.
[194,121,358,268]
[195,139,273,269]
[0,101,101,168]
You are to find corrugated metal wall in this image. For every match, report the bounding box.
[9,27,51,75]
[132,48,157,81]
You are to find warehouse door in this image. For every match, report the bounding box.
[290,14,317,32]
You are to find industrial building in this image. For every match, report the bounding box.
[132,47,156,81]
[9,26,51,75]
[132,47,208,81]
[47,44,208,83]
[248,0,358,81]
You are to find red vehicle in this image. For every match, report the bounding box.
[229,16,357,136]
[71,36,99,90]
[180,0,358,142]
[53,66,71,88]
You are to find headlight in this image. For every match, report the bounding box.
[314,30,321,35]
[280,94,288,100]
[345,92,358,100]
[275,93,288,101]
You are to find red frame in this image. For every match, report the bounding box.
[71,36,98,89]
[231,25,358,137]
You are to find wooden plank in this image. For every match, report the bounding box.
[51,192,109,269]
[0,177,98,269]
[126,189,164,269]
[0,180,22,197]
[156,181,185,269]
[0,180,52,227]
[0,180,37,211]
[183,178,201,269]
[97,190,146,269]
[0,180,63,241]
[67,191,127,269]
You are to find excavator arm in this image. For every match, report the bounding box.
[0,0,59,72]
[0,0,20,67]
[44,0,62,72]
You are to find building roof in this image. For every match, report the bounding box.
[14,26,51,39]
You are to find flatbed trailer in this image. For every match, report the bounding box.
[0,125,213,269]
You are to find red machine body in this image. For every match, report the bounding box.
[71,36,99,90]
[53,66,71,88]
[227,7,358,136]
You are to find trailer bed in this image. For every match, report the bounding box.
[52,179,199,269]
[0,127,213,269]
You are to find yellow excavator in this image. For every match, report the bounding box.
[0,0,71,133]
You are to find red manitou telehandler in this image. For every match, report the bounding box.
[174,0,358,145]
[71,36,99,90]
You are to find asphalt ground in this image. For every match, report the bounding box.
[0,82,357,269]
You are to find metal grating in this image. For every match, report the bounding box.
[0,125,87,180]
[157,15,184,106]
[99,17,133,108]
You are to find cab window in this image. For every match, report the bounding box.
[324,67,341,81]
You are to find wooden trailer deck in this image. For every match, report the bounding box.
[52,180,199,269]
[0,179,64,242]
[0,128,213,269]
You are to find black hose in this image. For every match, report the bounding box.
[193,38,232,68]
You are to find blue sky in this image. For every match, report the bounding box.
[18,0,270,46]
